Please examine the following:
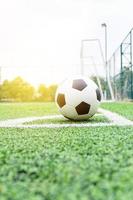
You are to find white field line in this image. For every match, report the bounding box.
[0,123,115,128]
[99,108,133,126]
[0,110,133,128]
[0,115,62,126]
[0,113,102,126]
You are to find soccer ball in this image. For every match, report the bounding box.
[55,76,101,120]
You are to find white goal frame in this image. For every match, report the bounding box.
[80,39,114,101]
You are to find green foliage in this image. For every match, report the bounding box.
[91,76,111,99]
[48,85,58,101]
[0,77,58,102]
[0,77,35,102]
[113,67,133,100]
[91,76,106,91]
[38,84,57,102]
[38,84,49,101]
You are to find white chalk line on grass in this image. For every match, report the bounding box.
[1,123,115,128]
[99,108,133,126]
[0,109,133,128]
[0,115,62,126]
[0,113,102,126]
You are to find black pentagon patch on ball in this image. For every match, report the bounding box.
[57,93,66,108]
[96,88,101,101]
[72,79,87,91]
[75,101,90,115]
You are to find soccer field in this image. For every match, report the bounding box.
[0,102,133,200]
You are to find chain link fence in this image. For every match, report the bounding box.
[108,28,133,100]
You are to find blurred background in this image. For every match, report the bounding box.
[0,0,133,101]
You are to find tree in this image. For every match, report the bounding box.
[0,84,2,100]
[91,76,107,91]
[10,77,35,101]
[0,76,58,102]
[38,84,49,101]
[115,67,133,99]
[48,84,57,101]
[0,77,35,102]
[37,84,57,102]
[0,80,11,100]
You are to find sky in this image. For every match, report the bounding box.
[0,0,133,86]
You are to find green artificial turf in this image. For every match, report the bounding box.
[1,102,133,121]
[24,115,109,125]
[0,103,58,120]
[101,102,133,121]
[1,102,133,199]
[0,126,133,200]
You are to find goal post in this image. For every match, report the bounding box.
[80,39,114,101]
